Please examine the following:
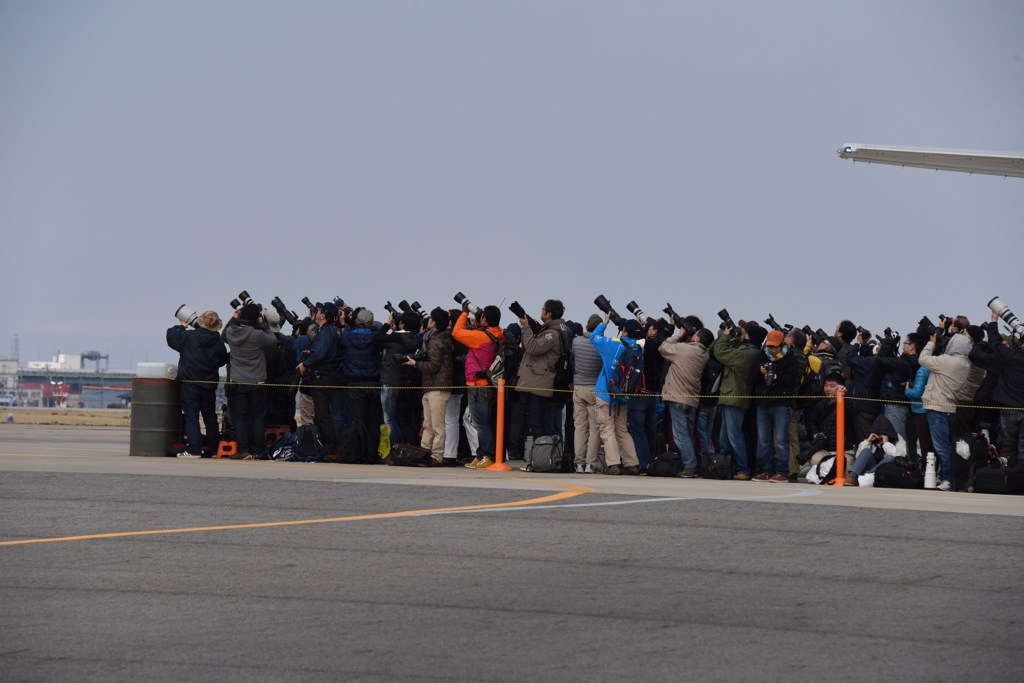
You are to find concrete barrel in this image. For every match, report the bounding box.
[129,378,180,456]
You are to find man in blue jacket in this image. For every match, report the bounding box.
[167,310,229,458]
[591,314,644,475]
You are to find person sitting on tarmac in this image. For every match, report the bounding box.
[843,414,907,486]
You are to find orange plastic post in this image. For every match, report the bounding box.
[831,389,846,485]
[486,379,512,471]
[216,440,238,458]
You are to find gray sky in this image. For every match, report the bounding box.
[2,0,1022,370]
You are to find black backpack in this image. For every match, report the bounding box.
[293,424,325,463]
[335,421,372,464]
[647,450,682,477]
[609,341,645,407]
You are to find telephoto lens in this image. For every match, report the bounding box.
[988,296,1024,338]
[452,292,480,315]
[301,296,315,311]
[229,299,241,310]
[508,301,527,319]
[238,291,253,305]
[333,296,345,309]
[626,301,649,324]
[175,304,199,326]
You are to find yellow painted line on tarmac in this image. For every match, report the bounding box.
[0,482,596,548]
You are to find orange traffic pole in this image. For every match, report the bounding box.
[487,379,512,471]
[831,388,846,485]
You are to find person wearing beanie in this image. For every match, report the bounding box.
[843,414,907,486]
[711,320,764,479]
[588,312,644,475]
[570,312,605,473]
[166,309,229,458]
[222,303,278,459]
[750,328,801,482]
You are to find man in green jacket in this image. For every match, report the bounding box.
[712,323,767,479]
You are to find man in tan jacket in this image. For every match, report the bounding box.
[659,328,713,477]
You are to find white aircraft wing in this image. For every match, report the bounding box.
[837,144,1024,178]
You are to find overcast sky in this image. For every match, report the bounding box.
[2,0,1022,370]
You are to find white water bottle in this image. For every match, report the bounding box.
[924,452,937,489]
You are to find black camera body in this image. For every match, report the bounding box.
[718,308,740,337]
[394,350,427,364]
[762,360,778,387]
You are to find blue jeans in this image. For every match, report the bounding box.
[628,394,657,469]
[926,410,955,482]
[381,386,404,445]
[756,405,792,476]
[850,444,895,476]
[883,403,910,445]
[668,402,698,470]
[719,405,749,475]
[468,386,495,459]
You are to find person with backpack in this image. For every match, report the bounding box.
[515,299,570,471]
[451,302,505,469]
[590,314,645,475]
[166,310,229,458]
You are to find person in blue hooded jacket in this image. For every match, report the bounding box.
[590,314,644,475]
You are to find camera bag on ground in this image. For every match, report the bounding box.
[268,433,297,461]
[609,341,645,407]
[647,449,682,477]
[971,462,1024,495]
[951,433,993,492]
[292,424,325,462]
[530,435,565,473]
[333,421,372,464]
[387,443,434,467]
[701,451,734,480]
[873,458,924,489]
[805,455,837,485]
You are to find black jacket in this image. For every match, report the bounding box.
[374,326,419,386]
[969,341,1024,408]
[166,325,229,383]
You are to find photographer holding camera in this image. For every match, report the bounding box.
[222,303,279,459]
[375,309,422,448]
[297,302,343,454]
[969,312,1024,467]
[751,329,801,482]
[451,297,506,469]
[167,310,229,458]
[404,307,455,465]
[712,320,766,480]
[514,299,570,470]
[658,325,714,478]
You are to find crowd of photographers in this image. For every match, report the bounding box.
[167,292,1024,490]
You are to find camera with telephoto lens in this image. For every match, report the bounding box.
[229,299,241,310]
[393,350,427,364]
[626,301,650,325]
[333,296,345,310]
[664,303,695,336]
[175,304,199,327]
[508,300,527,319]
[594,295,624,328]
[301,296,315,312]
[270,296,300,327]
[717,308,741,337]
[988,296,1024,339]
[453,292,481,315]
[384,300,399,317]
[918,316,937,337]
[761,360,778,387]
[764,313,787,332]
[238,290,254,306]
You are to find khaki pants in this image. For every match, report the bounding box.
[299,392,315,425]
[421,390,450,461]
[573,385,600,466]
[595,397,638,468]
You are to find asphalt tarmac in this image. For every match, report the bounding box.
[1,425,1021,682]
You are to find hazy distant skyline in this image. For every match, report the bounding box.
[2,1,1022,370]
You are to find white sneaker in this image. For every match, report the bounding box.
[936,480,952,491]
[575,463,585,473]
[584,464,594,474]
[176,452,201,459]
